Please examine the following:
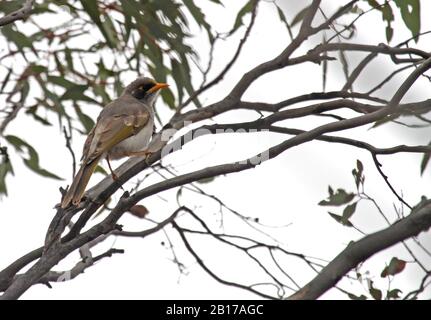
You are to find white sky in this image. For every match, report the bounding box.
[0,0,431,299]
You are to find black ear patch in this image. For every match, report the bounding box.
[141,82,155,93]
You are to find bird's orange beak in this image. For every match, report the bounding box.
[148,82,169,93]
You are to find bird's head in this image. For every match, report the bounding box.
[124,77,169,106]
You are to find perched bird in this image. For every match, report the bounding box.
[61,77,168,208]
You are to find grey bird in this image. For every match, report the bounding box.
[61,77,168,208]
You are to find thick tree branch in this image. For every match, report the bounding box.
[0,206,182,299]
[21,248,123,288]
[289,202,431,300]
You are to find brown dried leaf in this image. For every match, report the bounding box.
[128,205,149,219]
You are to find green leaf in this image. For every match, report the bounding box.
[64,47,74,71]
[61,85,87,100]
[385,25,394,42]
[5,135,62,180]
[275,4,293,38]
[171,59,185,104]
[122,9,133,44]
[74,106,95,134]
[94,165,108,176]
[328,185,334,196]
[231,0,254,34]
[97,59,115,81]
[114,75,124,97]
[47,75,76,89]
[370,287,382,300]
[387,289,402,299]
[339,49,349,81]
[352,159,364,188]
[79,0,117,48]
[370,113,399,128]
[0,67,12,94]
[348,293,367,300]
[0,150,14,196]
[366,0,380,9]
[369,281,382,300]
[328,212,353,227]
[291,5,309,27]
[182,0,214,43]
[100,14,119,48]
[160,88,176,109]
[29,64,47,74]
[379,2,394,43]
[381,2,394,22]
[319,188,355,206]
[394,0,421,41]
[349,5,364,14]
[357,159,363,174]
[79,0,101,25]
[20,79,30,103]
[342,202,357,220]
[0,0,23,14]
[1,25,34,50]
[25,106,52,126]
[171,58,199,107]
[61,85,97,103]
[120,0,147,28]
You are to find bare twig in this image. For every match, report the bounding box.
[62,126,76,178]
[176,0,259,112]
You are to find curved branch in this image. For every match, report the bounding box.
[289,202,431,300]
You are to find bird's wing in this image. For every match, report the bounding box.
[81,126,95,161]
[82,97,150,163]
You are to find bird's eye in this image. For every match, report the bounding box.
[140,83,155,93]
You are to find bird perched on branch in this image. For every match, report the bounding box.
[61,77,168,208]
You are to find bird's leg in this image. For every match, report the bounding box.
[107,156,125,191]
[106,156,118,181]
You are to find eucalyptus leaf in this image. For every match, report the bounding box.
[231,0,254,34]
[0,154,14,196]
[394,0,421,41]
[5,135,62,180]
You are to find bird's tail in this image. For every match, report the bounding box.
[61,158,100,208]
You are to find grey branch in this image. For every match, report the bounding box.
[289,202,431,300]
[0,0,35,27]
